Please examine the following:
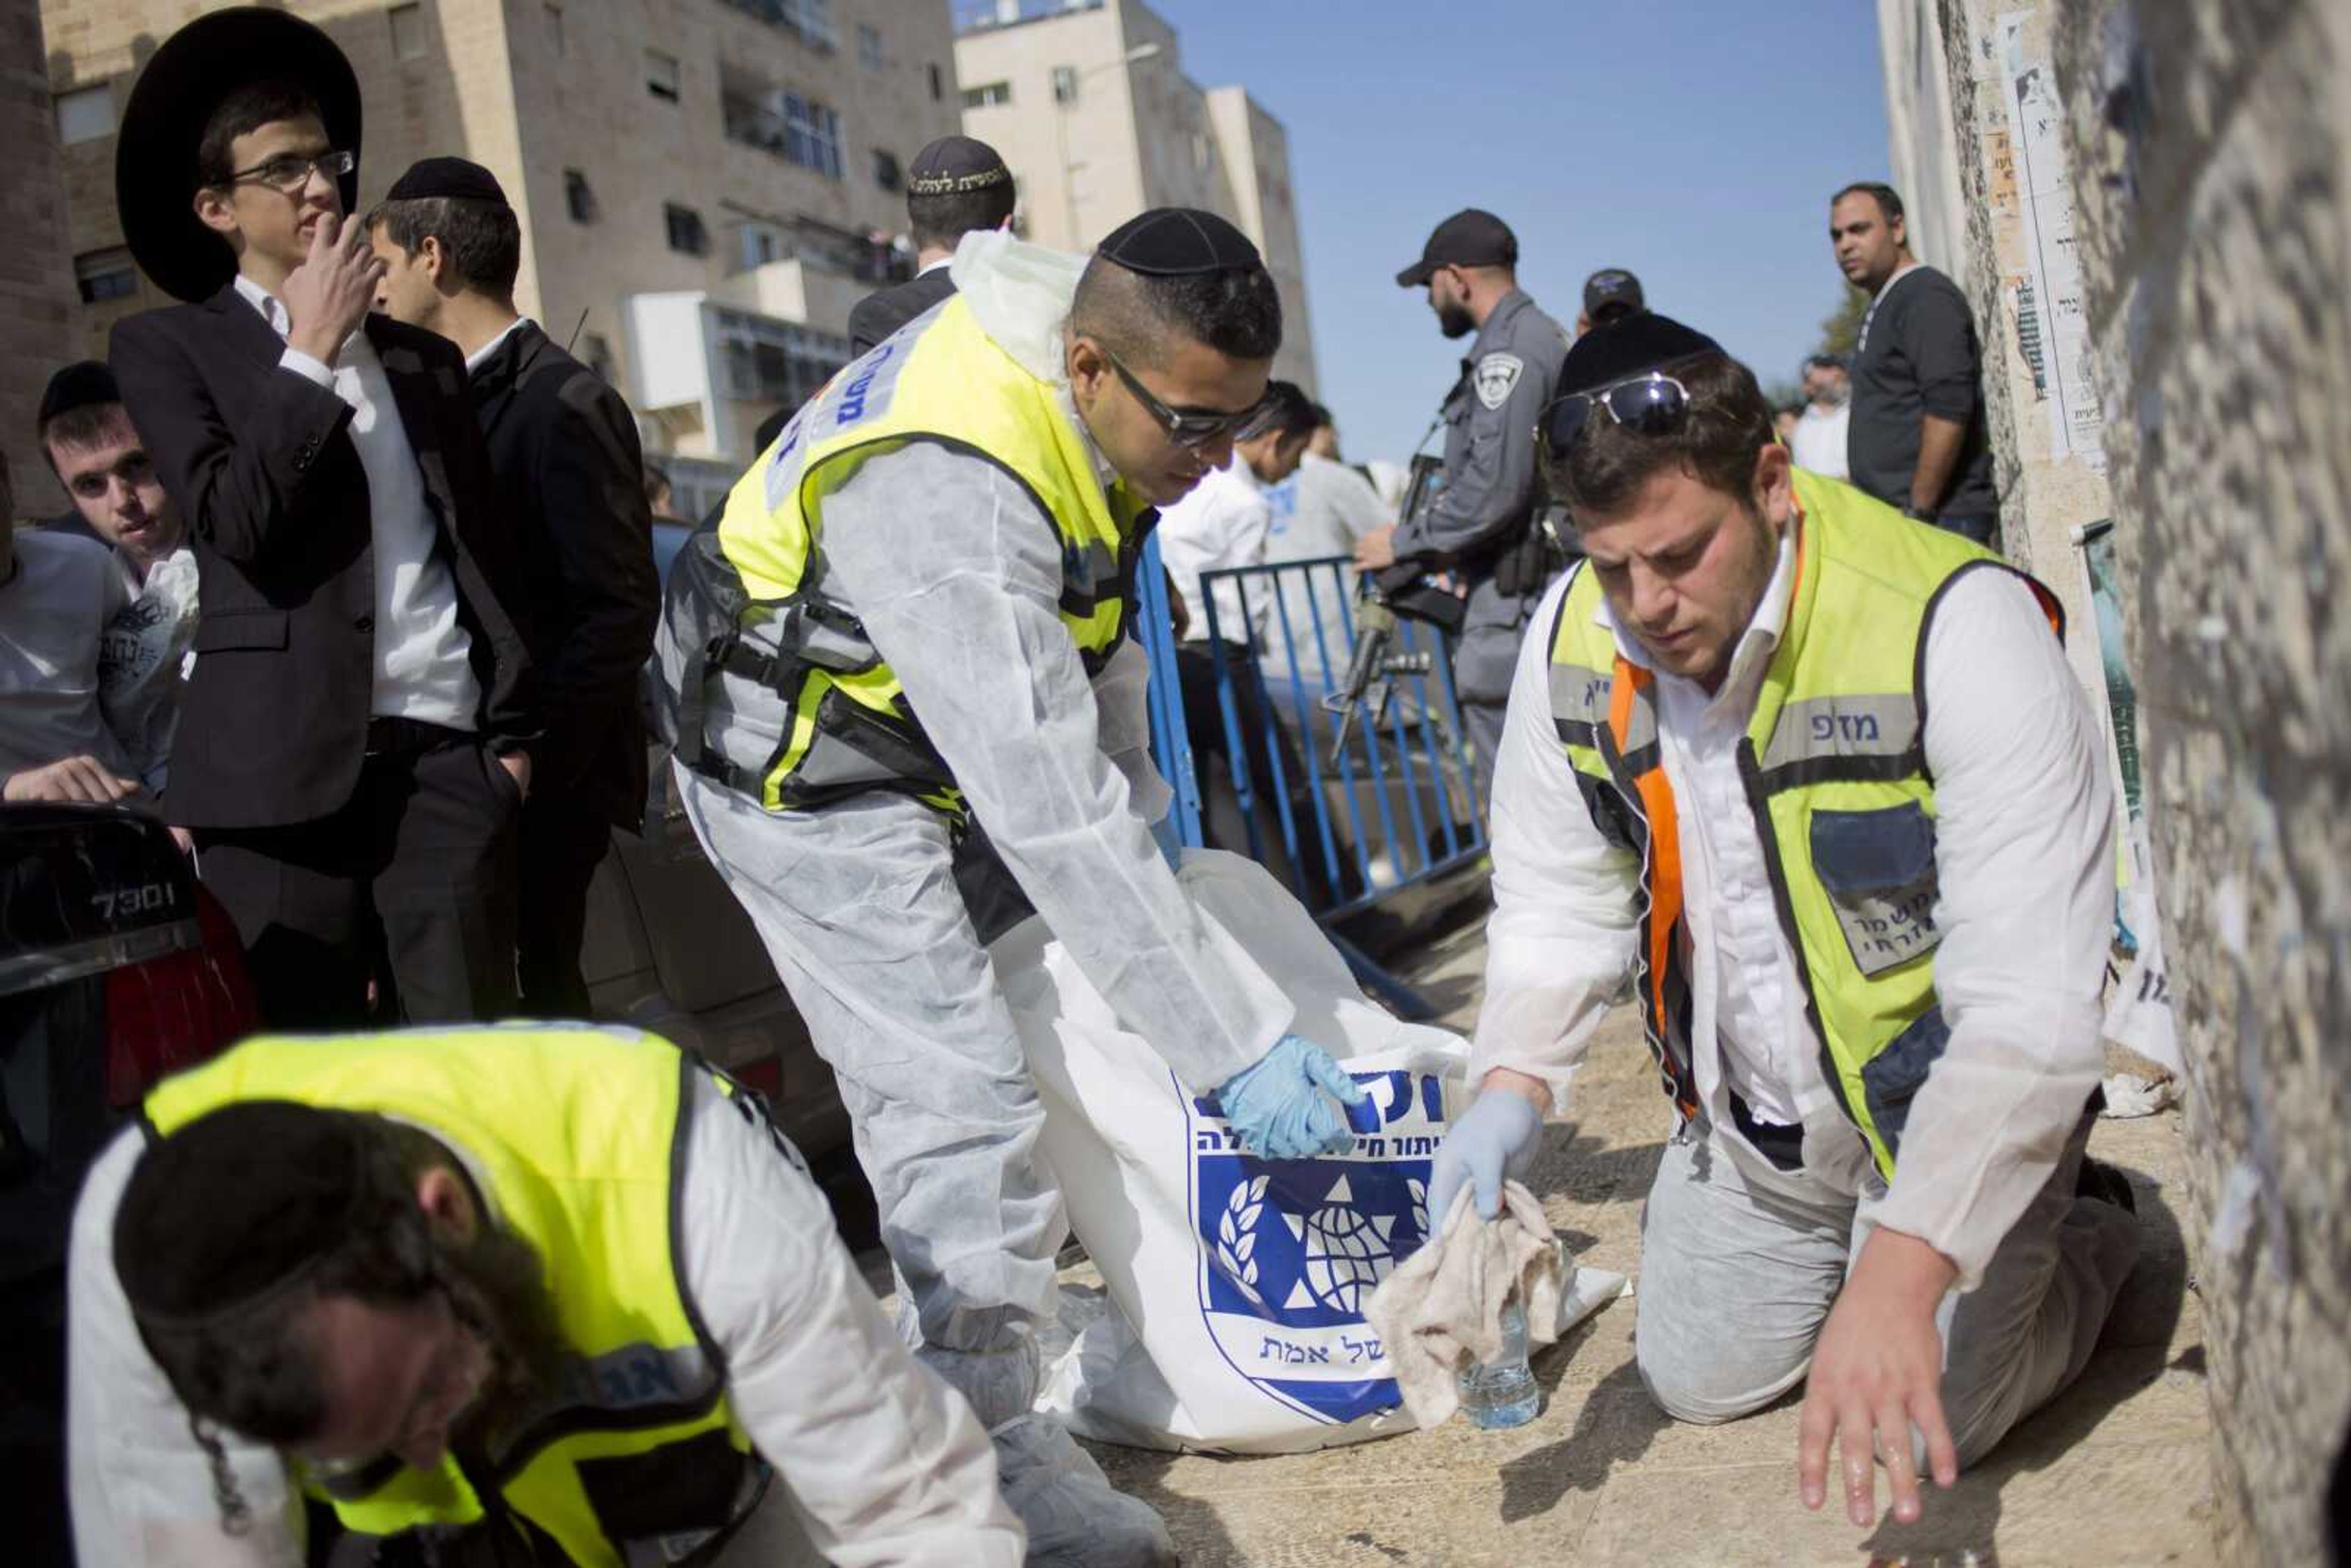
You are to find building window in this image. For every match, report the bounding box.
[645,49,681,103]
[665,203,710,255]
[544,2,564,54]
[721,86,844,179]
[873,149,901,192]
[962,81,1010,110]
[388,3,428,61]
[564,168,598,223]
[75,248,138,304]
[929,62,943,102]
[581,332,614,384]
[718,0,835,50]
[55,83,114,145]
[857,24,883,69]
[738,222,781,270]
[712,307,849,410]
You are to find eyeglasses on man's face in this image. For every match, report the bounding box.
[1100,344,1270,451]
[223,149,355,195]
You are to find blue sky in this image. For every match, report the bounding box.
[1144,0,1895,460]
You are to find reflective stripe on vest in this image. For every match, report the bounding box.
[1546,471,2063,1177]
[688,294,1146,815]
[143,1026,760,1568]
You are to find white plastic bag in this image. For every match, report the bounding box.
[998,851,1466,1454]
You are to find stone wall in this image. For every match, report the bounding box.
[1888,0,2351,1559]
[4,0,75,517]
[2046,2,2351,1557]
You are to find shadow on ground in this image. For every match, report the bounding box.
[1498,1356,1674,1525]
[1858,1163,2192,1564]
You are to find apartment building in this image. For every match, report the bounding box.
[39,0,964,504]
[954,0,1318,391]
[9,0,78,514]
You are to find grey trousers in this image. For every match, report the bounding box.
[680,771,1064,1425]
[1632,1116,2142,1466]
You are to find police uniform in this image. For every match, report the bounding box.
[1392,211,1570,804]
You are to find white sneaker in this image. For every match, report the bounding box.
[990,1413,1176,1567]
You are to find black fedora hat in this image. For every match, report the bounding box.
[115,7,362,303]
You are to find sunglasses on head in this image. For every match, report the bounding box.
[1100,345,1272,451]
[1537,356,1713,463]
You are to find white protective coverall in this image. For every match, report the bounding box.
[67,1071,1023,1568]
[677,233,1297,1556]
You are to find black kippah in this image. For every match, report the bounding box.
[1096,208,1262,277]
[384,156,509,208]
[906,135,1010,196]
[1557,312,1727,397]
[114,1101,372,1329]
[37,361,120,428]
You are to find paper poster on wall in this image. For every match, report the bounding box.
[2077,519,2177,1070]
[1999,12,2107,471]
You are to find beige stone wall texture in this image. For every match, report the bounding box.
[1882,0,2351,1558]
[2040,0,2349,1560]
[6,0,77,517]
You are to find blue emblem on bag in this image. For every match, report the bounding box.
[1187,1069,1449,1424]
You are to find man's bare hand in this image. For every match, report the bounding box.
[283,214,384,365]
[1798,1228,1960,1527]
[4,755,141,805]
[1353,524,1398,571]
[497,750,533,803]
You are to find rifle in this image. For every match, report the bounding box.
[1321,452,1466,768]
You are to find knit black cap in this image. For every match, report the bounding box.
[1097,208,1262,277]
[1557,312,1726,397]
[36,361,121,431]
[906,134,1010,196]
[115,1101,372,1328]
[385,156,509,208]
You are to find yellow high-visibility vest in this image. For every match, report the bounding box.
[674,293,1149,816]
[144,1026,763,1568]
[1546,470,2062,1177]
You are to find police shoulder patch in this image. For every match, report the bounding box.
[1474,352,1524,410]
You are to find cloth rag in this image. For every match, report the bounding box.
[1364,1179,1564,1428]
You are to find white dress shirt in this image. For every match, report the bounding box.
[1473,515,2112,1288]
[461,314,531,375]
[67,1073,1022,1567]
[1156,452,1273,646]
[233,277,479,730]
[1789,400,1851,479]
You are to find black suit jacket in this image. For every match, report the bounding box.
[468,320,658,831]
[847,268,958,356]
[110,287,539,830]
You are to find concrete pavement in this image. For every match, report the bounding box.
[1075,918,2216,1567]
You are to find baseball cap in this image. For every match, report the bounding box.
[1395,209,1518,288]
[1583,268,1646,323]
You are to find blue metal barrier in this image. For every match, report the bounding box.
[1139,554,1487,1014]
[1133,535,1202,858]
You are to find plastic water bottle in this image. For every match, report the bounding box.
[1457,1294,1540,1429]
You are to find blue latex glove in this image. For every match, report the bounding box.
[1215,1035,1368,1161]
[1427,1089,1545,1224]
